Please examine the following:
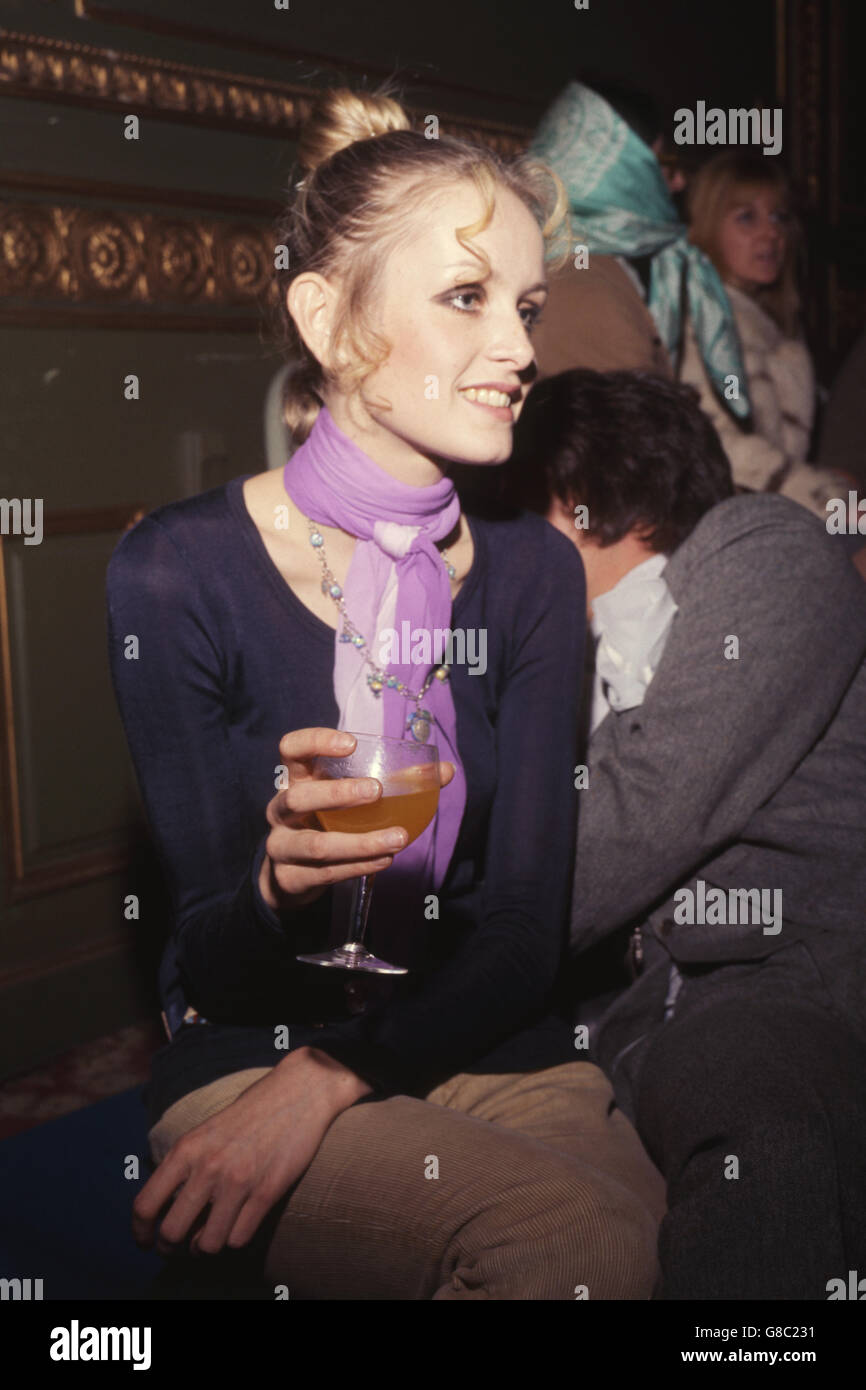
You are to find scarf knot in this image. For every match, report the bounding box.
[374,519,420,559]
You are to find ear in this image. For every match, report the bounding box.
[286,273,340,371]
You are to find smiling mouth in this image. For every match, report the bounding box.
[458,386,515,409]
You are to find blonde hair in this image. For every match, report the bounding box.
[687,151,802,337]
[273,85,571,442]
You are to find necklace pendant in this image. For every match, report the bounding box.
[366,673,384,695]
[407,708,432,743]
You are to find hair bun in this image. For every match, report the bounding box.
[297,87,411,177]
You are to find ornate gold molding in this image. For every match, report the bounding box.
[0,27,529,154]
[0,194,280,325]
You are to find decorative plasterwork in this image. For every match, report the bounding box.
[0,27,529,154]
[0,196,280,323]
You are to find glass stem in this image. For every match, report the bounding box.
[348,873,376,948]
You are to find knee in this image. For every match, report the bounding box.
[441,1172,661,1301]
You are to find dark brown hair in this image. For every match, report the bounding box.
[509,368,735,553]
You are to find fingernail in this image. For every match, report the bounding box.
[336,733,355,750]
[360,779,380,798]
[384,830,407,849]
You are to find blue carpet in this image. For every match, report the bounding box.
[0,1086,164,1300]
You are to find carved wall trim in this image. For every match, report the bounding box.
[0,193,280,326]
[0,27,529,153]
[0,504,143,903]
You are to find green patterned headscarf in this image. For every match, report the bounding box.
[528,81,750,420]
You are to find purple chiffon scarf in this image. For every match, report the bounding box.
[282,405,467,893]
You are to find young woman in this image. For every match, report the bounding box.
[107,87,665,1300]
[682,151,853,518]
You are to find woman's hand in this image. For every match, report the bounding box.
[258,727,455,912]
[132,1046,372,1257]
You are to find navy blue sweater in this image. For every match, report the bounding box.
[106,475,586,1126]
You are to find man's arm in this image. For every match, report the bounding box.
[570,497,866,954]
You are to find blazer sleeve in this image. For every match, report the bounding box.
[569,498,866,954]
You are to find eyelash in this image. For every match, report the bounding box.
[444,284,544,331]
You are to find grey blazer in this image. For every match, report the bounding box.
[569,493,866,1106]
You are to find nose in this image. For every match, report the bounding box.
[485,303,536,372]
[759,214,783,244]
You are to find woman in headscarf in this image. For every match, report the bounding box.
[528,80,749,420]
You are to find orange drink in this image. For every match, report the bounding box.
[316,764,439,845]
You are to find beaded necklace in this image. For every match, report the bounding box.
[305,515,454,744]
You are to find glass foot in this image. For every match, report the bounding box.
[296,941,408,975]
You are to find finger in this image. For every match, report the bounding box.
[281,775,382,819]
[155,1177,214,1253]
[226,1191,279,1251]
[132,1154,193,1247]
[278,727,356,769]
[439,760,456,789]
[272,854,396,897]
[288,825,408,865]
[190,1185,250,1257]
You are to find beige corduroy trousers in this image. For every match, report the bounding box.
[149,1059,666,1301]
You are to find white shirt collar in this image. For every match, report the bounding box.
[590,553,678,731]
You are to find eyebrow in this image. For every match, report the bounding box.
[443,262,548,295]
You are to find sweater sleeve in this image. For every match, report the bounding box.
[307,531,587,1096]
[106,514,328,1019]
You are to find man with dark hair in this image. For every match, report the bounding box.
[515,368,866,1300]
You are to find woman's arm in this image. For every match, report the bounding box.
[107,516,403,1019]
[132,1044,372,1256]
[107,515,320,1015]
[303,526,587,1095]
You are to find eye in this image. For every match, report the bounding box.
[734,209,756,225]
[443,283,544,332]
[444,283,485,313]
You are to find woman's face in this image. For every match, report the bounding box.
[325,180,548,482]
[717,186,790,292]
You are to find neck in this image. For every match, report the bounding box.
[725,275,760,297]
[324,392,447,489]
